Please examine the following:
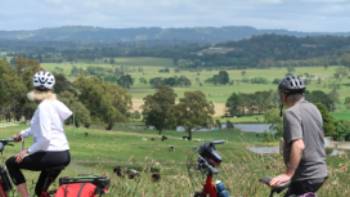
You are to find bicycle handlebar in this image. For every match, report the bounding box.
[0,138,15,152]
[195,140,225,175]
[210,140,225,146]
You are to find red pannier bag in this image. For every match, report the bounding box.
[54,182,97,197]
[54,176,110,197]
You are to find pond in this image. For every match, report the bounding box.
[247,146,280,155]
[234,123,273,133]
[175,123,275,133]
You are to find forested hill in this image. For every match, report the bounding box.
[0,26,349,44]
[194,34,350,68]
[1,31,350,68]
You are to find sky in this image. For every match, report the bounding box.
[0,0,349,32]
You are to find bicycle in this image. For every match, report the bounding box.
[0,138,15,197]
[186,140,316,197]
[0,137,109,197]
[187,140,230,197]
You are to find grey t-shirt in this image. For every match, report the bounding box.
[283,98,328,181]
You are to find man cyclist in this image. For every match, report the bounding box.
[269,75,328,196]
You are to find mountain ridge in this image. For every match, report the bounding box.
[1,25,349,44]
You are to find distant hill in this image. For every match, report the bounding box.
[1,27,350,68]
[192,34,350,68]
[0,26,349,44]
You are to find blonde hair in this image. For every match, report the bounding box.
[27,90,57,102]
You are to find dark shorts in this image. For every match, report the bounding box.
[284,178,326,197]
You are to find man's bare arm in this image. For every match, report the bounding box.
[286,139,305,176]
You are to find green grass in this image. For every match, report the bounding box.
[0,125,349,196]
[332,111,350,121]
[113,57,174,67]
[220,115,264,123]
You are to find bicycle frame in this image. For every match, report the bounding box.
[201,174,217,197]
[0,139,16,197]
[192,141,230,197]
[0,185,8,197]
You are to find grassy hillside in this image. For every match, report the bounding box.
[43,61,345,102]
[43,59,350,120]
[0,125,349,196]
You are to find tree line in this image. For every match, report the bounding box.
[1,57,214,139]
[225,90,336,117]
[0,57,131,130]
[1,57,347,141]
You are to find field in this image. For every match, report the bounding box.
[0,125,349,197]
[43,57,350,120]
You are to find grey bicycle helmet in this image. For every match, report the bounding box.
[278,75,305,94]
[33,71,55,90]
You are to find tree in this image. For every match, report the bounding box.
[0,60,26,121]
[59,91,91,128]
[334,67,348,80]
[74,76,131,130]
[328,88,340,105]
[216,71,230,85]
[340,52,350,67]
[54,73,76,94]
[226,91,276,116]
[117,74,134,89]
[142,86,177,134]
[174,91,214,140]
[11,56,41,89]
[139,77,148,84]
[344,97,350,109]
[316,103,336,137]
[206,70,230,85]
[226,93,244,117]
[306,90,335,112]
[149,76,191,88]
[177,76,192,87]
[264,108,282,136]
[11,57,42,120]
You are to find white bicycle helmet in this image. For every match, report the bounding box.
[32,71,55,90]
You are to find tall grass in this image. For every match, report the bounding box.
[0,125,349,196]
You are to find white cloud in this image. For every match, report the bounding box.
[0,0,349,31]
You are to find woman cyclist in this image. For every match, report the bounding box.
[6,71,72,197]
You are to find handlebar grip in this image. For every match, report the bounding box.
[259,177,271,185]
[259,176,291,193]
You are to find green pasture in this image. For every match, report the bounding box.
[0,125,349,196]
[44,57,174,76]
[42,57,350,120]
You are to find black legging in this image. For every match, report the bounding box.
[6,150,70,196]
[284,178,326,197]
